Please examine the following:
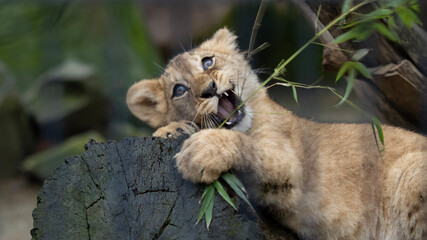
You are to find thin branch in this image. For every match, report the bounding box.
[247,0,269,59]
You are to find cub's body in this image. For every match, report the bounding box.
[127,28,427,239]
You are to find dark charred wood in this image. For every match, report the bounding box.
[31,137,298,240]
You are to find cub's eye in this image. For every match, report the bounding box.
[201,57,214,71]
[172,84,188,98]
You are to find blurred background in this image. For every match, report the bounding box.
[0,1,426,239]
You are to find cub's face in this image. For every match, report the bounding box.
[127,28,259,133]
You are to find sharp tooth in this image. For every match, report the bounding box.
[224,92,229,97]
[226,121,232,125]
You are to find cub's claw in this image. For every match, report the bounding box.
[153,121,199,138]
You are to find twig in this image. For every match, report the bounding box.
[247,0,268,59]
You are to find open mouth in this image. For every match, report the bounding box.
[215,89,245,129]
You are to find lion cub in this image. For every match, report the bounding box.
[127,28,427,239]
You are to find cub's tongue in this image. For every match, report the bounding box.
[218,97,238,122]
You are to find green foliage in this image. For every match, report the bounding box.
[197,173,252,229]
[335,61,372,106]
[334,0,420,44]
[221,173,252,207]
[0,1,161,103]
[333,0,420,151]
[213,180,237,210]
[371,117,385,152]
[197,184,215,229]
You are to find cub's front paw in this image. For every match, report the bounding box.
[175,129,237,184]
[153,121,199,138]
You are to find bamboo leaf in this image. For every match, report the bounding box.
[340,0,352,25]
[333,28,360,44]
[213,180,237,210]
[221,173,251,207]
[409,0,420,13]
[341,0,353,15]
[205,194,214,230]
[343,8,393,29]
[222,173,244,189]
[371,117,385,152]
[355,25,375,41]
[199,185,209,204]
[291,85,298,104]
[353,62,372,79]
[351,48,370,61]
[197,185,215,224]
[372,22,399,42]
[249,42,271,57]
[336,68,356,107]
[387,15,397,29]
[364,8,394,20]
[336,61,352,82]
[395,6,421,28]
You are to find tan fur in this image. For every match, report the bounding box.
[127,28,427,239]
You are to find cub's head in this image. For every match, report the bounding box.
[126,28,259,132]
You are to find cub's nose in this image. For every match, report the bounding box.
[200,81,219,98]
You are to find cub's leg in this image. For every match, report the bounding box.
[175,129,259,183]
[153,121,199,138]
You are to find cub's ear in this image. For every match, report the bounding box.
[126,79,168,128]
[200,27,238,53]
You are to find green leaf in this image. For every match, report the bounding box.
[222,172,244,189]
[387,16,397,29]
[197,185,215,224]
[334,24,374,44]
[221,173,252,207]
[395,6,421,28]
[341,0,353,14]
[343,9,393,29]
[336,68,356,107]
[336,61,352,82]
[409,0,420,13]
[200,185,209,203]
[333,28,360,44]
[249,42,271,57]
[371,117,385,152]
[340,0,353,25]
[205,193,214,230]
[291,85,298,104]
[364,8,394,20]
[353,62,372,79]
[372,22,400,42]
[354,25,375,41]
[351,48,370,61]
[213,180,237,210]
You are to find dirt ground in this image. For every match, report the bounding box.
[0,176,41,240]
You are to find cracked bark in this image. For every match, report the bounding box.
[31,136,298,240]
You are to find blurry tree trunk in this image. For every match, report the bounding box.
[293,0,427,134]
[31,136,298,240]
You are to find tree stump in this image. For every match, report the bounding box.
[31,136,298,240]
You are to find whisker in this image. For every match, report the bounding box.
[207,117,213,129]
[209,114,219,128]
[240,108,254,120]
[192,111,200,125]
[153,62,165,72]
[204,114,209,129]
[202,115,206,129]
